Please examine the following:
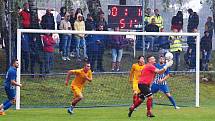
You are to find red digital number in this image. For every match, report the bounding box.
[134,19,137,23]
[138,8,142,16]
[129,20,133,28]
[125,8,128,16]
[119,19,126,29]
[111,7,118,17]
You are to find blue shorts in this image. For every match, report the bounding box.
[151,83,170,94]
[5,87,16,100]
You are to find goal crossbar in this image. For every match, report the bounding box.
[16,29,200,109]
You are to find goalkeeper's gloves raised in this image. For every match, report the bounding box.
[164,60,173,70]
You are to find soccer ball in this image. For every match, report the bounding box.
[165,52,173,60]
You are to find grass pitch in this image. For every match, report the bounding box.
[0,106,215,121]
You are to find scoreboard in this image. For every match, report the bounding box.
[108,5,143,29]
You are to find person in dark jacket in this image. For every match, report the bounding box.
[171,11,183,32]
[145,18,159,51]
[56,7,66,53]
[19,3,31,73]
[96,13,108,31]
[205,16,214,39]
[85,13,96,31]
[87,24,106,72]
[40,9,55,30]
[200,31,212,71]
[69,8,76,57]
[186,29,198,71]
[30,34,45,77]
[187,9,199,32]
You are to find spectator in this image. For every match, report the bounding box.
[200,31,212,71]
[59,13,72,61]
[69,8,76,57]
[205,16,214,39]
[171,11,183,32]
[85,13,96,31]
[56,7,67,29]
[85,13,96,52]
[87,24,106,72]
[144,8,152,27]
[19,3,31,29]
[56,7,67,53]
[186,29,198,71]
[30,34,44,77]
[187,9,199,32]
[74,13,87,60]
[145,18,159,51]
[157,29,171,55]
[151,9,164,31]
[169,28,183,71]
[74,8,84,20]
[19,3,31,73]
[42,33,56,73]
[96,12,108,31]
[111,27,128,71]
[40,9,55,30]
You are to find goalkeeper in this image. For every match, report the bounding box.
[128,55,173,118]
[150,55,180,109]
[65,61,92,114]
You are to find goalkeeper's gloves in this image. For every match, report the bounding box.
[164,60,173,70]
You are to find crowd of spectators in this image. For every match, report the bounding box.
[17,2,213,73]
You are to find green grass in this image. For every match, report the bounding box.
[0,106,215,121]
[0,73,197,107]
[0,49,215,120]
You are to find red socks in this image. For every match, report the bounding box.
[130,96,142,110]
[147,98,152,112]
[72,97,82,106]
[133,95,138,103]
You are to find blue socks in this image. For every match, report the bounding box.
[168,96,176,108]
[3,100,13,111]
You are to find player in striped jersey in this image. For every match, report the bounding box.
[151,55,179,109]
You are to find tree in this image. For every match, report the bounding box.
[212,0,215,29]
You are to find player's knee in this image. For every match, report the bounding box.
[138,93,145,100]
[147,96,153,100]
[11,99,16,104]
[165,92,171,97]
[133,91,138,95]
[79,95,84,100]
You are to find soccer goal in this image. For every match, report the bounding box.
[16,29,200,109]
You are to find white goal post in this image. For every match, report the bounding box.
[16,29,200,109]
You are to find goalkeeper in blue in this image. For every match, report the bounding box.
[0,59,22,116]
[150,55,180,109]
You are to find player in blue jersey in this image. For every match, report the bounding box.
[150,55,180,109]
[0,59,22,115]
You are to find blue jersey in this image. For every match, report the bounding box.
[153,63,170,85]
[4,66,17,89]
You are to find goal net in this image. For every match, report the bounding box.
[12,29,200,109]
